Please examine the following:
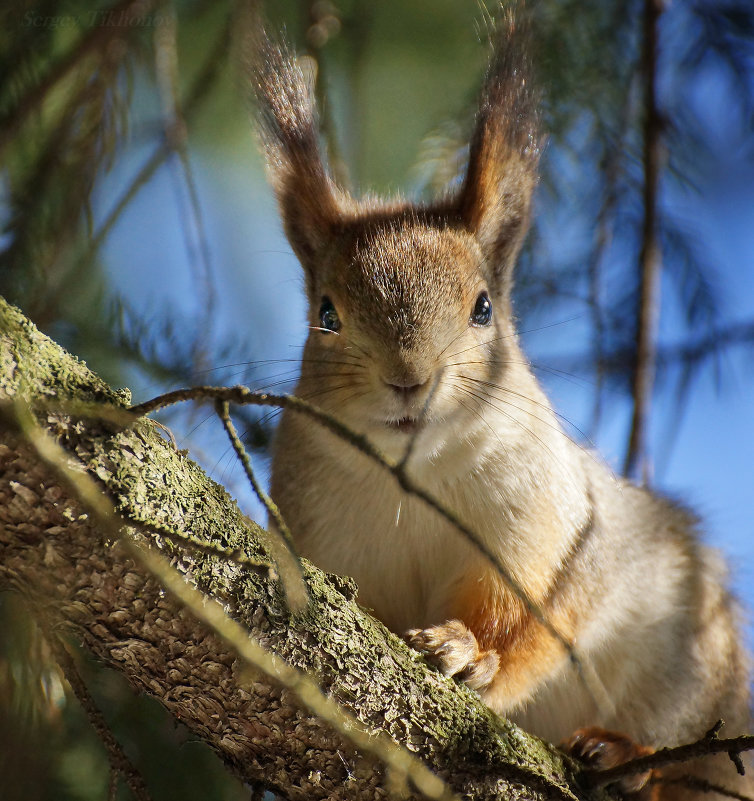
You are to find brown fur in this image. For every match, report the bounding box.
[254,10,752,800]
[449,572,575,708]
[566,728,658,800]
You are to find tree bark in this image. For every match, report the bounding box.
[0,296,603,801]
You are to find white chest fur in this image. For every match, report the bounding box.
[271,407,588,636]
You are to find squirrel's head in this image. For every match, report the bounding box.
[253,11,540,458]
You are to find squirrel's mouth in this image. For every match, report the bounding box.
[386,416,420,434]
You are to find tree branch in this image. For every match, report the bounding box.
[624,0,665,483]
[0,296,597,800]
[44,633,154,801]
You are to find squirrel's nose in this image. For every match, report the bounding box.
[383,377,429,398]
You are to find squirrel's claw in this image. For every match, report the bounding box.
[405,619,500,691]
[564,727,657,800]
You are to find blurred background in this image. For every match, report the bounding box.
[1,0,753,798]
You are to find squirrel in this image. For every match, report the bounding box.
[252,9,752,800]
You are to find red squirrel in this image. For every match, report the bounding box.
[253,9,752,799]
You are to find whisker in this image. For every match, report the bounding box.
[457,375,594,447]
[251,377,301,393]
[335,387,371,409]
[295,381,370,405]
[516,314,585,337]
[436,319,475,363]
[444,357,593,388]
[308,326,341,336]
[400,366,445,469]
[455,393,509,454]
[453,384,570,479]
[341,338,372,362]
[443,314,584,365]
[180,409,217,443]
[444,330,518,363]
[191,357,304,374]
[253,371,366,394]
[255,406,284,430]
[218,357,368,388]
[445,358,524,370]
[529,363,593,387]
[216,365,299,386]
[217,443,240,486]
[244,367,301,383]
[250,381,369,431]
[456,377,572,447]
[207,354,365,371]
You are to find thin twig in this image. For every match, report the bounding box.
[215,400,295,549]
[652,774,754,801]
[108,769,119,801]
[129,385,611,714]
[133,516,273,575]
[214,400,308,610]
[84,16,231,260]
[2,39,127,327]
[554,320,754,380]
[398,368,444,471]
[624,0,665,484]
[583,721,754,789]
[4,400,461,801]
[153,7,217,374]
[44,632,153,801]
[303,0,350,187]
[54,16,229,338]
[5,400,279,578]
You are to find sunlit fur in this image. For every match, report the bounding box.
[257,11,751,800]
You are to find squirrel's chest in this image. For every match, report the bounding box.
[273,433,478,634]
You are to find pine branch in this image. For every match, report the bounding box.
[0,0,157,157]
[44,634,154,801]
[624,0,665,483]
[130,384,611,714]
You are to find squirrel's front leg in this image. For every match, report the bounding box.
[404,569,575,712]
[405,614,563,707]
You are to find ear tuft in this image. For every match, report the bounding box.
[456,7,540,289]
[250,30,344,283]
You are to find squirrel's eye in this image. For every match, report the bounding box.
[470,291,492,327]
[319,296,341,333]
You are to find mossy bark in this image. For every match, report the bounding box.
[0,297,604,801]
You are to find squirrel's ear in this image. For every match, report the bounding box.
[252,33,345,289]
[455,11,540,291]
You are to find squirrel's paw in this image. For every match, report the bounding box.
[405,619,499,691]
[564,727,657,800]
